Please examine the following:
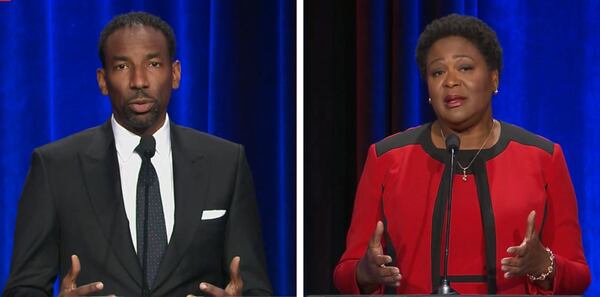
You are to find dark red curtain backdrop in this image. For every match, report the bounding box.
[306,0,356,294]
[355,1,439,174]
[306,0,600,295]
[306,2,432,293]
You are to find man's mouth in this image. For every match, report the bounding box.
[128,98,155,114]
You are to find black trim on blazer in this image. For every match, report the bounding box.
[381,191,398,295]
[448,275,487,282]
[376,121,555,161]
[540,191,549,241]
[430,157,449,291]
[473,158,498,294]
[373,120,555,293]
[375,124,429,157]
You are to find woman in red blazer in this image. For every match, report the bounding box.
[334,14,590,295]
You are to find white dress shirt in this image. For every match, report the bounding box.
[111,114,175,252]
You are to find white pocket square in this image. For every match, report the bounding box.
[201,209,226,220]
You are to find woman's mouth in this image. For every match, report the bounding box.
[444,95,466,108]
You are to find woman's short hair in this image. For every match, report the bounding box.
[415,14,503,78]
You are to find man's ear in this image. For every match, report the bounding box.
[171,60,181,90]
[96,68,108,96]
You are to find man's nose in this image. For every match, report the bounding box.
[129,67,149,89]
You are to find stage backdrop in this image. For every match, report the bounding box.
[0,0,295,295]
[306,0,599,295]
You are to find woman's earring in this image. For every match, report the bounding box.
[428,97,432,104]
[493,89,499,95]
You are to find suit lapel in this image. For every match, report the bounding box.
[153,124,208,291]
[80,121,142,287]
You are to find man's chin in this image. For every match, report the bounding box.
[125,113,161,133]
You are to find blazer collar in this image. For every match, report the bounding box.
[152,123,209,291]
[81,121,210,293]
[81,120,143,287]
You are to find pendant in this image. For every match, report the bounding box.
[462,169,467,182]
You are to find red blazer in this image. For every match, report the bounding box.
[334,122,590,295]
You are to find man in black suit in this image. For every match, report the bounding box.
[3,12,271,297]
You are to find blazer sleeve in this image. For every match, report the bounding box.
[527,144,590,294]
[223,145,273,296]
[3,150,59,297]
[333,144,385,294]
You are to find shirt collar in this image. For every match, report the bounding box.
[111,114,172,162]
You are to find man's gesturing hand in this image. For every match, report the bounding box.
[58,255,105,297]
[190,256,243,297]
[356,221,402,293]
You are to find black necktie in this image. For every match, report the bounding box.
[135,136,167,290]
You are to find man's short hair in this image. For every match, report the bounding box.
[98,11,176,67]
[415,14,503,78]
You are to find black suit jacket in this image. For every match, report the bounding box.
[3,121,272,296]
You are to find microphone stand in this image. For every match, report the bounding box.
[436,135,459,295]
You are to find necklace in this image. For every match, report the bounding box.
[440,120,496,182]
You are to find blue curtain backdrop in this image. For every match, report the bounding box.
[306,0,599,295]
[0,1,295,295]
[358,0,600,295]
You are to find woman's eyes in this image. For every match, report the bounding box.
[430,65,474,77]
[431,70,444,77]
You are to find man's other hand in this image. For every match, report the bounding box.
[189,256,244,297]
[58,255,107,297]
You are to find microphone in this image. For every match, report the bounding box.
[437,133,460,295]
[138,135,156,159]
[445,134,460,153]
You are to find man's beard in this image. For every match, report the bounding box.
[123,100,161,131]
[124,92,160,131]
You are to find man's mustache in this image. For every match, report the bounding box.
[128,90,156,103]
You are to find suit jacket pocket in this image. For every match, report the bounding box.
[201,209,226,220]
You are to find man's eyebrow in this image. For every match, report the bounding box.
[146,52,161,59]
[109,52,162,62]
[111,55,130,62]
